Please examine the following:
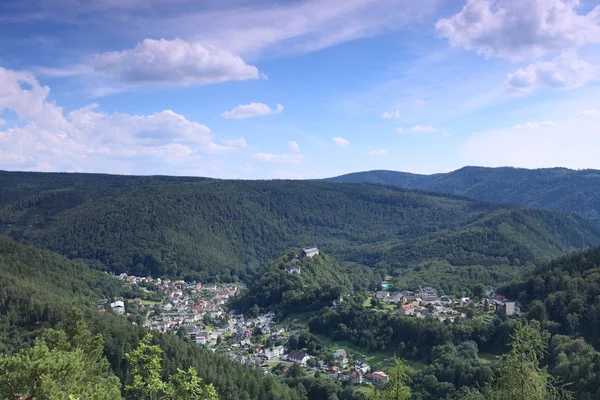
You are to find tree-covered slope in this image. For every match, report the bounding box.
[1,172,600,288]
[232,250,378,314]
[328,166,600,224]
[501,245,600,349]
[0,237,302,400]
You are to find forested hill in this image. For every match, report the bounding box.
[232,250,376,315]
[328,166,600,224]
[2,171,600,289]
[0,236,120,350]
[0,236,302,400]
[501,245,600,349]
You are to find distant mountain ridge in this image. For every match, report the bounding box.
[327,166,600,224]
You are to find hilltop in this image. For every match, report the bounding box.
[328,166,600,224]
[232,249,376,315]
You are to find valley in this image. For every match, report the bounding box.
[2,169,600,399]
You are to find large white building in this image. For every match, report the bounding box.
[110,301,125,315]
[301,248,319,258]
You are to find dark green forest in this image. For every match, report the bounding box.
[329,166,600,224]
[231,250,380,315]
[1,171,599,290]
[502,245,600,349]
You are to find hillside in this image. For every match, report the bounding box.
[501,245,600,348]
[1,172,600,290]
[0,235,124,352]
[232,250,376,314]
[0,236,302,400]
[328,166,600,224]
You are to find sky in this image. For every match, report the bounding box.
[1,0,600,179]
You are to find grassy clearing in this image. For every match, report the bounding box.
[315,335,403,373]
[265,361,281,367]
[479,352,501,364]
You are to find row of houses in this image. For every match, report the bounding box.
[351,370,389,386]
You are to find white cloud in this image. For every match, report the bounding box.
[221,103,283,119]
[396,127,405,134]
[0,118,5,126]
[252,152,305,164]
[169,0,441,56]
[12,0,441,59]
[514,121,556,129]
[415,99,425,106]
[410,125,436,133]
[436,0,600,61]
[0,65,239,173]
[288,141,300,153]
[89,38,261,86]
[221,137,248,148]
[580,109,600,116]
[462,117,600,169]
[369,149,388,155]
[380,110,401,119]
[332,136,351,147]
[506,52,599,92]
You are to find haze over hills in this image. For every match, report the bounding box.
[1,170,600,291]
[328,167,600,225]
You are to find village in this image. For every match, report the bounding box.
[98,253,520,391]
[370,285,520,321]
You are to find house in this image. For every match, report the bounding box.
[418,286,439,301]
[333,349,349,368]
[186,326,201,341]
[497,302,520,317]
[329,366,340,380]
[398,300,420,316]
[264,346,285,360]
[97,298,108,310]
[383,293,404,304]
[367,371,389,385]
[354,360,371,374]
[110,301,125,315]
[287,265,301,275]
[376,291,390,300]
[351,370,364,385]
[301,248,319,258]
[440,295,452,304]
[196,336,207,346]
[287,350,310,366]
[332,296,344,309]
[163,303,173,312]
[400,291,419,302]
[460,298,471,308]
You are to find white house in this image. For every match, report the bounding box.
[287,266,301,275]
[287,350,310,366]
[264,346,285,359]
[333,349,349,368]
[355,360,371,374]
[196,336,207,346]
[110,301,125,315]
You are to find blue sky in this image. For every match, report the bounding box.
[1,0,600,179]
